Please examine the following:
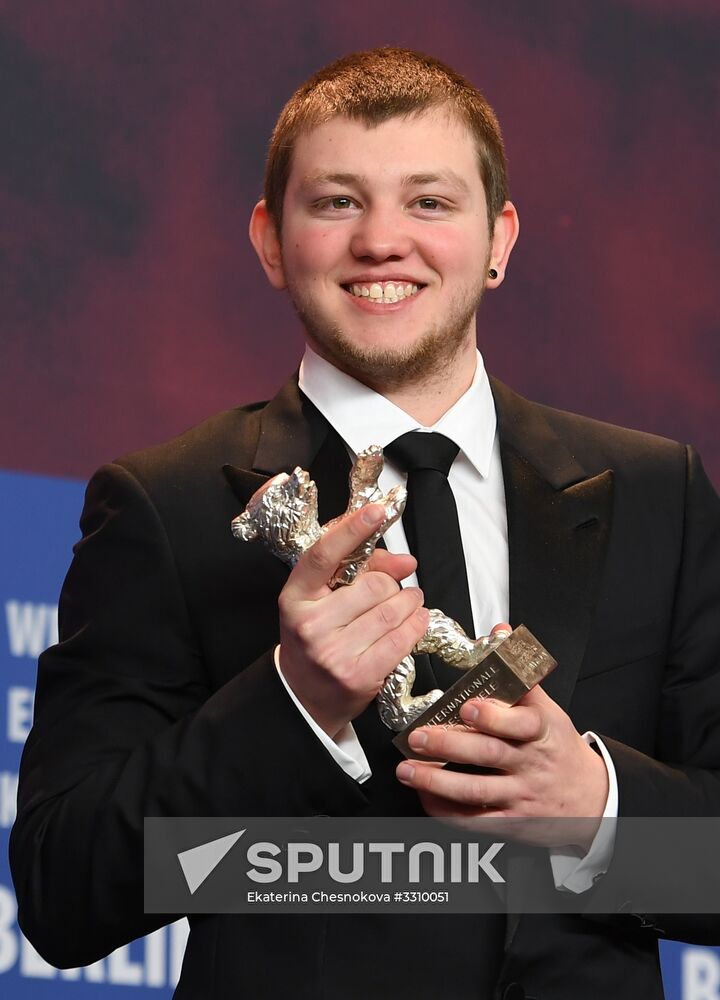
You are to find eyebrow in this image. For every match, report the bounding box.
[300,172,368,189]
[299,170,471,194]
[401,171,471,194]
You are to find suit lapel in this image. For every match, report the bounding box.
[222,373,350,645]
[253,372,339,478]
[256,372,353,522]
[492,378,614,711]
[223,372,351,511]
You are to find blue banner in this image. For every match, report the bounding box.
[0,470,185,996]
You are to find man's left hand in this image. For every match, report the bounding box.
[395,681,609,851]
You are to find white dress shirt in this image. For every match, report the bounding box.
[276,345,616,891]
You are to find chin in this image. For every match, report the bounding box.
[311,329,468,392]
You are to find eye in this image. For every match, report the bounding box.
[313,195,358,212]
[411,196,453,218]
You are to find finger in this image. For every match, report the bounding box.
[356,606,430,682]
[366,548,417,582]
[459,697,545,742]
[285,504,387,598]
[342,585,425,655]
[417,790,511,823]
[295,573,416,639]
[396,759,517,809]
[491,622,512,634]
[295,571,405,638]
[407,725,521,771]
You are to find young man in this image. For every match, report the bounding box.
[11,48,720,999]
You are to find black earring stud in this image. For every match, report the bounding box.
[488,267,498,279]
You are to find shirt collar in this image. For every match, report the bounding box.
[298,345,497,479]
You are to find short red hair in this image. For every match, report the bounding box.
[264,47,508,234]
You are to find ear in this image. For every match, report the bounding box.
[249,199,287,290]
[486,201,520,288]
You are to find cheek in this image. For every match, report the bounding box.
[419,228,488,273]
[282,225,346,277]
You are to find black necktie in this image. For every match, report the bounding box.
[384,431,474,690]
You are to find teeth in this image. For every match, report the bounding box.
[347,281,421,303]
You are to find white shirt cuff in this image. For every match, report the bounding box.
[549,731,618,893]
[274,646,372,784]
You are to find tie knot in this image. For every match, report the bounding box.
[384,431,460,477]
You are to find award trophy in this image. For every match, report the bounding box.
[231,446,556,757]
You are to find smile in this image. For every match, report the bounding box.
[341,281,422,305]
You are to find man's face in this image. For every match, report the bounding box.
[259,109,505,390]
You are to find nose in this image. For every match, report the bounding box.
[349,205,414,262]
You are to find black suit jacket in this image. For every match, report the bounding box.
[10,375,720,1000]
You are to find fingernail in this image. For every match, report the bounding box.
[465,704,479,724]
[409,730,428,749]
[397,762,415,782]
[361,504,384,526]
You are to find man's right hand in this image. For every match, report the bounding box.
[278,503,429,738]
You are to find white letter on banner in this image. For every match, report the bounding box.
[83,957,106,982]
[108,944,143,985]
[0,772,18,827]
[144,926,166,987]
[5,602,57,658]
[7,688,34,743]
[20,936,56,978]
[58,966,81,980]
[170,920,189,987]
[0,886,18,974]
[683,947,720,1000]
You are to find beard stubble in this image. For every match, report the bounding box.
[287,277,487,394]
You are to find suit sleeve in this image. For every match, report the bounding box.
[593,446,720,940]
[9,462,367,968]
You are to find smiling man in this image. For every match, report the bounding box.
[251,107,516,415]
[11,48,720,1000]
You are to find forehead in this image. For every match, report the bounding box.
[287,109,483,191]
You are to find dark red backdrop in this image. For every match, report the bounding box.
[2,0,718,484]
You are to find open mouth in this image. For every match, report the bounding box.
[341,280,424,305]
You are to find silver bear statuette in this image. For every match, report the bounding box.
[231,445,509,730]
